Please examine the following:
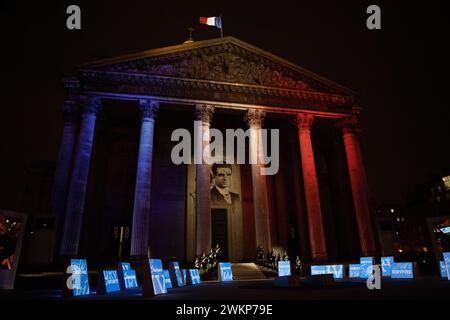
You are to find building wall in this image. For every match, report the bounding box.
[149,107,188,260]
[74,103,362,264]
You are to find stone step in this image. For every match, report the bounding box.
[231,263,266,280]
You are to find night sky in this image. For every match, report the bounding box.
[1,0,449,210]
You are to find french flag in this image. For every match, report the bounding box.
[199,16,222,29]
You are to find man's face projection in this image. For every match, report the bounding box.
[214,167,232,188]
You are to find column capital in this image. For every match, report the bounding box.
[336,116,362,136]
[195,104,214,124]
[63,77,80,100]
[295,113,314,131]
[61,100,80,123]
[246,109,265,128]
[139,99,159,119]
[80,96,102,116]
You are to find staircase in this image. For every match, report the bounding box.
[231,263,266,280]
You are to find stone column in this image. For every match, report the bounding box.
[246,109,272,253]
[59,96,101,257]
[130,100,159,260]
[195,104,214,255]
[50,100,79,218]
[337,116,376,256]
[295,113,327,260]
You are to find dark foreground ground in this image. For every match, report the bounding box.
[1,277,450,300]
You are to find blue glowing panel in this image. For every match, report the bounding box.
[190,269,201,284]
[325,265,344,279]
[278,261,291,276]
[310,265,327,276]
[70,259,90,296]
[120,262,131,271]
[381,256,394,277]
[102,270,120,293]
[349,264,361,278]
[123,270,138,289]
[311,265,343,279]
[149,259,167,295]
[118,262,137,290]
[219,262,233,281]
[169,262,184,287]
[440,227,450,234]
[163,270,172,289]
[391,262,414,279]
[182,269,193,285]
[440,261,447,278]
[360,257,374,279]
[443,252,450,280]
[194,269,201,284]
[182,269,186,282]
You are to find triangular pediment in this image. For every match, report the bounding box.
[80,37,355,96]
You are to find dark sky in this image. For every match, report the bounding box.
[1,0,449,210]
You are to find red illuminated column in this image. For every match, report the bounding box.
[195,104,214,256]
[246,109,272,254]
[59,96,101,257]
[338,117,376,256]
[130,100,159,260]
[296,114,327,260]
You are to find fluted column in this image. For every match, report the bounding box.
[50,100,79,218]
[59,96,101,257]
[195,104,214,255]
[246,109,272,253]
[130,100,159,260]
[337,116,376,256]
[296,114,327,260]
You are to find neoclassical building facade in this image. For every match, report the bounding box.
[51,37,377,264]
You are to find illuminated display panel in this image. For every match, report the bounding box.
[311,265,343,279]
[359,257,374,279]
[103,270,121,293]
[149,259,167,295]
[349,264,361,278]
[444,252,450,280]
[278,261,291,276]
[391,262,414,279]
[169,261,184,287]
[190,269,201,284]
[70,259,90,296]
[163,270,172,289]
[219,262,233,281]
[381,256,394,276]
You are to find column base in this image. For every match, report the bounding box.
[311,254,328,262]
[360,251,377,257]
[58,254,78,261]
[130,255,149,262]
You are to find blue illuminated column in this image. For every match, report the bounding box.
[195,104,214,255]
[246,109,272,254]
[130,100,159,260]
[51,100,79,218]
[59,96,102,257]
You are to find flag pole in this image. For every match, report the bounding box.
[220,15,223,38]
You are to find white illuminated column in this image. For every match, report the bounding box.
[246,109,272,254]
[194,104,214,255]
